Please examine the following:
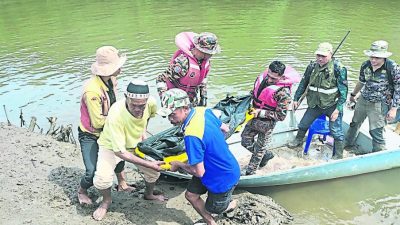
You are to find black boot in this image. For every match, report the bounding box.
[372,142,386,152]
[288,129,307,148]
[259,150,274,168]
[333,140,344,159]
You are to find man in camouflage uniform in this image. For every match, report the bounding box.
[242,61,293,175]
[345,40,400,153]
[288,42,348,159]
[156,32,220,106]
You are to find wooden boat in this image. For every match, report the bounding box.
[162,107,400,187]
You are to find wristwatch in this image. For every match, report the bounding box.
[350,93,356,97]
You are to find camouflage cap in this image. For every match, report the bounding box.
[314,42,333,56]
[193,32,221,55]
[364,40,392,58]
[157,88,191,117]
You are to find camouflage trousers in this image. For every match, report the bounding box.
[241,118,276,175]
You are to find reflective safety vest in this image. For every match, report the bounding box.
[79,76,116,136]
[165,32,210,99]
[252,65,300,110]
[306,60,344,109]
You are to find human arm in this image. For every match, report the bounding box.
[349,63,368,103]
[349,82,364,103]
[181,135,206,177]
[141,97,157,140]
[198,78,208,106]
[387,64,400,120]
[252,87,292,121]
[335,64,348,112]
[169,161,205,177]
[293,63,313,105]
[156,74,168,99]
[156,53,189,99]
[114,151,164,171]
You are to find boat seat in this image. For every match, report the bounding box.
[304,114,335,156]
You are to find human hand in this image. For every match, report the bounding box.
[151,161,166,171]
[220,123,230,133]
[330,109,339,122]
[386,107,397,122]
[349,95,357,103]
[169,161,181,172]
[293,101,299,110]
[141,132,147,141]
[250,108,261,118]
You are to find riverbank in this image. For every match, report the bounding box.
[0,123,292,225]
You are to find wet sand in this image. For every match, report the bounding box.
[0,123,292,225]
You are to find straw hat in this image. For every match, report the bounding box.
[364,40,392,58]
[91,46,127,76]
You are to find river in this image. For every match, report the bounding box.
[1,0,400,224]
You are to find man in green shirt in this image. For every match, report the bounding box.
[289,42,348,159]
[92,80,166,221]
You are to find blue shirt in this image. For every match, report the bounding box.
[182,107,240,193]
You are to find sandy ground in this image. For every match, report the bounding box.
[0,123,292,225]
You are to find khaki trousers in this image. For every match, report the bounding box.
[93,147,160,190]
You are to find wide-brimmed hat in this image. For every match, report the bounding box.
[157,88,190,117]
[364,40,392,58]
[91,46,127,76]
[314,42,333,56]
[193,32,221,55]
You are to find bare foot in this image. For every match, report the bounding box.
[77,187,93,205]
[92,201,111,221]
[144,194,168,202]
[224,199,237,213]
[152,190,163,195]
[116,183,136,192]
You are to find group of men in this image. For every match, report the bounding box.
[289,40,400,159]
[76,30,400,224]
[77,32,237,225]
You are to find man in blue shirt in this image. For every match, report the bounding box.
[158,88,240,225]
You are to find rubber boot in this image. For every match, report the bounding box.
[288,130,307,148]
[345,121,361,148]
[245,154,261,175]
[259,150,274,168]
[332,140,344,159]
[372,142,386,153]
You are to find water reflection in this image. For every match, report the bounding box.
[248,168,400,224]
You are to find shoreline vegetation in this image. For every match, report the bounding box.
[0,122,293,225]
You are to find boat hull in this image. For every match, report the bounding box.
[161,108,400,187]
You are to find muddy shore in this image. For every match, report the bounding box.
[0,123,292,225]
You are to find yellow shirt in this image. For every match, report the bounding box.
[98,97,157,152]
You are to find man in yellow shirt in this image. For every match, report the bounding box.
[92,80,166,221]
[78,46,133,205]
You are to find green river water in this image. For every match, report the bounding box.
[1,0,400,224]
